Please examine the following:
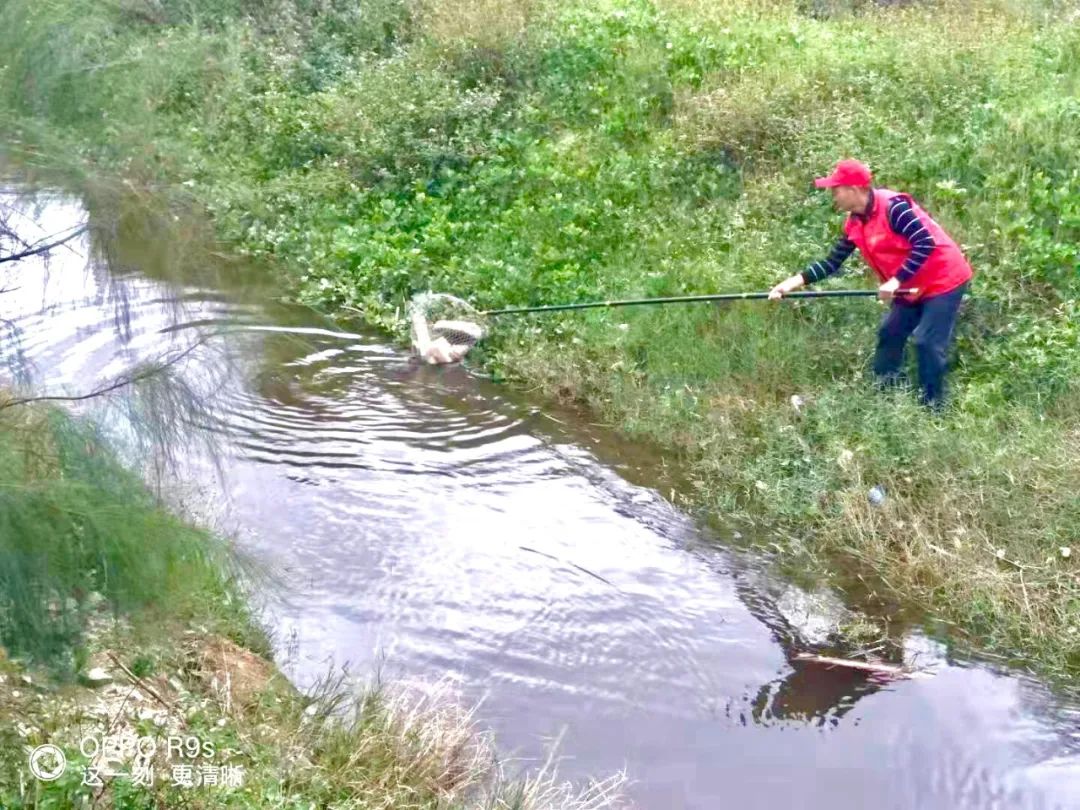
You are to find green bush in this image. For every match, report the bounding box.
[0,408,252,670]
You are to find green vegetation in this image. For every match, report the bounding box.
[1,0,1078,687]
[0,403,624,808]
[0,402,263,670]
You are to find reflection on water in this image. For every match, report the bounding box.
[1,181,1078,810]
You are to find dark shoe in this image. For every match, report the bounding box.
[874,372,909,392]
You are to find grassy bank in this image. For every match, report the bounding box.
[0,404,624,808]
[0,0,1077,682]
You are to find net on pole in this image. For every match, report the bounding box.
[407,292,487,364]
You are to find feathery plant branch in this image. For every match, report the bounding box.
[0,224,88,265]
[0,330,218,410]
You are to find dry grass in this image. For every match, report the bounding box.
[283,674,630,809]
[416,0,548,50]
[822,425,1080,675]
[653,0,796,14]
[1,625,629,809]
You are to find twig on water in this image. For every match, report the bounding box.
[0,333,215,410]
[0,225,88,265]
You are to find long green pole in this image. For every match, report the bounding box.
[480,288,916,316]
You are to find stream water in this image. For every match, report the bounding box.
[2,182,1078,809]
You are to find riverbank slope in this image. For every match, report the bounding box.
[0,402,623,807]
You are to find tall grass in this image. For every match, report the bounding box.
[0,403,259,669]
[270,676,627,809]
[0,0,1078,679]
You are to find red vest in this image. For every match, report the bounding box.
[844,188,973,299]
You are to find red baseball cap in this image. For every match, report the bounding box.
[814,158,872,188]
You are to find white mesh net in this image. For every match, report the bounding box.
[407,292,487,364]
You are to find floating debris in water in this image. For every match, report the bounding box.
[793,653,933,680]
[776,586,851,646]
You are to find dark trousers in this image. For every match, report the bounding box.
[873,282,968,408]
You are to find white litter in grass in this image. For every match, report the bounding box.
[408,293,485,365]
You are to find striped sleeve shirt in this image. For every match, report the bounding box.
[800,197,937,285]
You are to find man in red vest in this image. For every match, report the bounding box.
[769,159,972,408]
